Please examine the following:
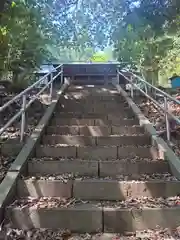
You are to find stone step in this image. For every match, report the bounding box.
[36,145,153,159]
[58,97,127,103]
[58,98,125,105]
[50,118,139,126]
[59,92,127,98]
[67,86,118,94]
[60,94,123,102]
[46,125,145,135]
[57,100,128,109]
[7,84,179,236]
[6,200,102,232]
[28,158,170,176]
[103,199,180,233]
[53,111,135,119]
[28,159,99,176]
[58,97,127,106]
[70,94,122,99]
[72,178,179,200]
[3,231,179,240]
[42,135,151,146]
[7,197,180,232]
[57,107,131,114]
[57,100,129,108]
[17,176,179,199]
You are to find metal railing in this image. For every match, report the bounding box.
[0,64,63,142]
[117,69,180,142]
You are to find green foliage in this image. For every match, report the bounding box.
[111,0,180,86]
[91,52,109,62]
[0,0,115,90]
[2,0,180,90]
[0,0,53,88]
[0,0,90,89]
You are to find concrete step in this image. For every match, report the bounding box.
[58,97,128,107]
[57,100,128,109]
[7,197,180,232]
[35,145,153,159]
[6,200,102,232]
[57,107,131,114]
[5,84,179,235]
[28,158,170,176]
[42,135,151,146]
[28,159,99,176]
[56,102,130,113]
[72,177,179,200]
[102,199,180,233]
[67,86,119,95]
[60,94,123,102]
[46,125,145,135]
[57,100,129,107]
[50,118,139,126]
[53,111,135,119]
[2,231,179,240]
[17,175,179,199]
[58,97,125,105]
[58,97,127,104]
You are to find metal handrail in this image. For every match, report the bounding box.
[124,69,180,105]
[0,64,63,141]
[0,65,62,112]
[117,69,180,142]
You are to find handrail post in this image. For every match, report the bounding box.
[116,67,119,84]
[144,83,148,94]
[164,96,170,142]
[130,75,134,98]
[49,73,53,100]
[20,94,26,142]
[61,65,63,84]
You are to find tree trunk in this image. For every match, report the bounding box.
[142,69,159,86]
[0,0,6,12]
[151,70,159,86]
[0,0,10,22]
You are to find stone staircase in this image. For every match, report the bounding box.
[5,85,180,237]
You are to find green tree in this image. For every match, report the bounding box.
[111,0,180,85]
[91,51,109,62]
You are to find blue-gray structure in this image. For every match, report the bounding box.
[170,76,180,89]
